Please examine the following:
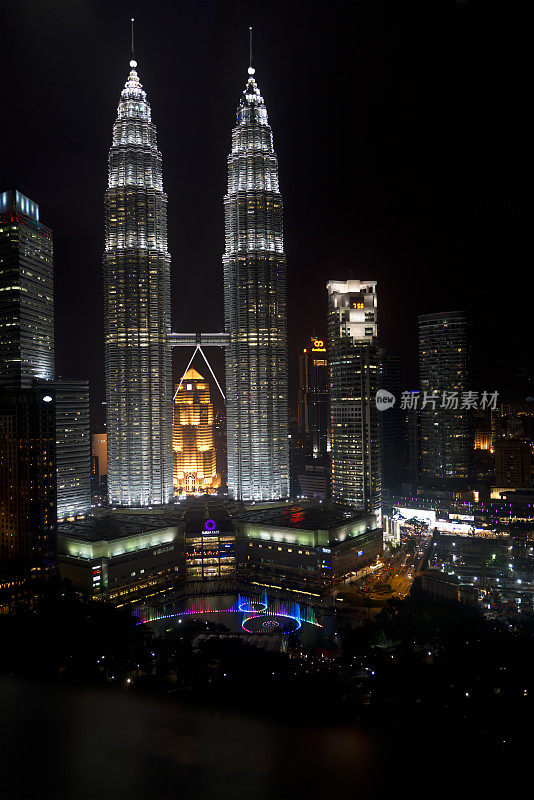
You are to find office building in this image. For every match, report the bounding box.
[172,368,220,495]
[223,62,289,501]
[0,190,54,389]
[103,57,172,506]
[40,380,91,521]
[327,280,381,520]
[418,311,472,484]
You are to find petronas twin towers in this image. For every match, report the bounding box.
[104,51,289,506]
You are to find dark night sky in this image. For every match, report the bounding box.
[2,0,532,420]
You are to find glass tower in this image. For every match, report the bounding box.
[0,190,54,389]
[104,59,172,506]
[418,311,472,484]
[327,280,381,521]
[223,66,289,501]
[39,380,91,521]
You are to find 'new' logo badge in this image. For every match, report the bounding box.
[375,390,396,411]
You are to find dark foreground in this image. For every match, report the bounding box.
[0,583,532,799]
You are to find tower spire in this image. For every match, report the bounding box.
[130,17,135,60]
[248,26,254,75]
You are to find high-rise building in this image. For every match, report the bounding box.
[103,57,172,506]
[223,63,289,501]
[296,337,330,497]
[172,368,220,495]
[0,190,54,389]
[327,280,381,520]
[0,388,56,574]
[418,311,472,484]
[39,380,91,521]
[298,337,330,462]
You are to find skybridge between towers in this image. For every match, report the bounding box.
[168,332,228,403]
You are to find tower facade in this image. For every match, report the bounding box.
[103,59,172,506]
[0,191,54,389]
[172,368,220,495]
[327,280,381,520]
[298,337,330,462]
[223,66,289,501]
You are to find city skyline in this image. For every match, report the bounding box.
[0,5,532,793]
[3,1,530,407]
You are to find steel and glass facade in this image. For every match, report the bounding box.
[223,67,289,501]
[104,60,172,506]
[0,191,54,389]
[327,280,381,521]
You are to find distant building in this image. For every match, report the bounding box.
[418,311,472,485]
[0,190,54,389]
[92,432,107,495]
[172,369,220,495]
[405,403,420,485]
[494,439,531,488]
[296,337,330,497]
[298,337,329,461]
[0,388,57,587]
[327,279,381,520]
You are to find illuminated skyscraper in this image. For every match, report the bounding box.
[103,58,172,506]
[223,64,289,501]
[298,337,330,463]
[327,280,381,521]
[39,380,91,521]
[172,369,220,495]
[295,337,330,498]
[0,190,54,389]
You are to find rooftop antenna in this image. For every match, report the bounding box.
[248,26,254,74]
[130,18,135,63]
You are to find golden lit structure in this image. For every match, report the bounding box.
[173,369,220,494]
